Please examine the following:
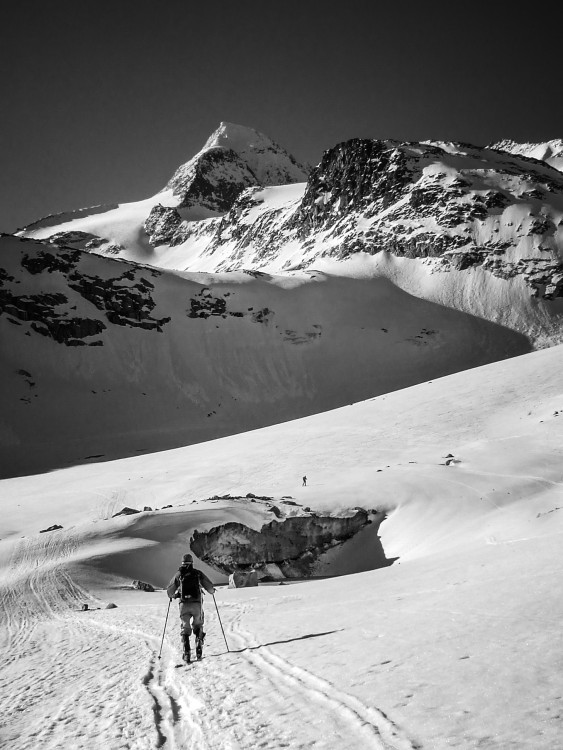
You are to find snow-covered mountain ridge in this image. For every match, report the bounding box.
[20,127,563,346]
[490,137,563,173]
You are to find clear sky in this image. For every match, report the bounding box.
[1,0,561,232]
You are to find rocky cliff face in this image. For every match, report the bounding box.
[174,137,562,345]
[0,238,169,346]
[206,139,563,301]
[190,507,389,578]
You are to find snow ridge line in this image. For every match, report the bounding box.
[230,611,420,750]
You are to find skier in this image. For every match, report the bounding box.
[302,475,307,486]
[166,553,215,663]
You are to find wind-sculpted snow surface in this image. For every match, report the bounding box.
[0,233,530,477]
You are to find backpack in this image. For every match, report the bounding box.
[178,566,201,601]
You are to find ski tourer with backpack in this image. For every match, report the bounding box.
[166,553,215,663]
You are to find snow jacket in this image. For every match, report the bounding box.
[166,564,215,603]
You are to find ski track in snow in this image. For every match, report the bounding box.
[224,603,420,750]
[0,537,420,750]
[0,535,162,749]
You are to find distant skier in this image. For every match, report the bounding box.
[302,476,307,486]
[166,553,215,663]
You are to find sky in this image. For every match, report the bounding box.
[1,0,561,232]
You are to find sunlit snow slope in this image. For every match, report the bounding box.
[0,234,530,478]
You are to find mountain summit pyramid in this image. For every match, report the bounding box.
[162,121,308,213]
[142,122,309,243]
[169,121,309,189]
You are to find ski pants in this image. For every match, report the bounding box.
[179,600,204,637]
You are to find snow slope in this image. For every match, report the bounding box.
[490,138,563,173]
[1,234,530,478]
[1,345,562,748]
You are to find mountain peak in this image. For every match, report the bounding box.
[197,121,309,186]
[202,121,277,153]
[162,122,309,213]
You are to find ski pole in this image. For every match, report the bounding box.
[212,592,230,652]
[158,599,171,660]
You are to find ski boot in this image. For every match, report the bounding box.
[182,633,191,664]
[195,630,205,661]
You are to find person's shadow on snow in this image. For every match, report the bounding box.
[228,629,342,654]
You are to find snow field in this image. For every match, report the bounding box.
[1,341,563,748]
[2,531,562,748]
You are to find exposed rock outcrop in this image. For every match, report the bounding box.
[0,242,171,343]
[112,507,140,517]
[228,570,259,588]
[144,205,183,246]
[43,230,124,256]
[167,146,258,213]
[166,122,309,206]
[0,256,107,346]
[132,580,155,592]
[141,124,309,249]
